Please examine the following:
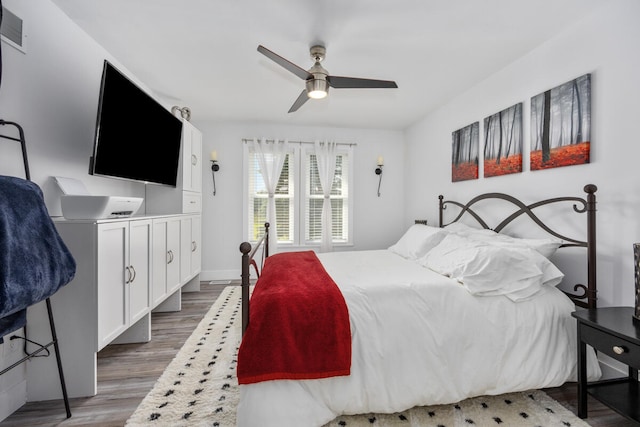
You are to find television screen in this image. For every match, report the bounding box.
[90,60,183,187]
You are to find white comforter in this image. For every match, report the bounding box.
[237,250,601,427]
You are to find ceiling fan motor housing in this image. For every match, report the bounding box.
[306,78,329,98]
[306,60,329,99]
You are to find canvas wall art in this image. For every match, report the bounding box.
[484,103,523,178]
[530,73,591,170]
[452,122,479,182]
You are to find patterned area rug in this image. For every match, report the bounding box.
[126,286,242,427]
[326,390,590,426]
[126,286,590,427]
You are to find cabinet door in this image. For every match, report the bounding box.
[180,216,193,283]
[181,123,194,192]
[191,215,201,276]
[166,217,182,293]
[151,219,168,306]
[151,217,181,304]
[190,125,202,193]
[181,121,202,193]
[97,222,129,350]
[180,215,202,282]
[128,219,151,323]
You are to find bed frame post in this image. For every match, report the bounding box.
[239,222,270,336]
[240,242,251,336]
[585,184,597,308]
[438,195,444,227]
[264,222,270,258]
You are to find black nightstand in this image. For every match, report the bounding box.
[571,307,640,422]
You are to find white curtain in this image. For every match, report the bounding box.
[251,138,287,254]
[314,141,337,252]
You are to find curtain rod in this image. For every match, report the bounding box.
[242,138,356,147]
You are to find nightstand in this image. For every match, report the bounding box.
[571,307,640,422]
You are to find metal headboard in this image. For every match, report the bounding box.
[438,184,597,309]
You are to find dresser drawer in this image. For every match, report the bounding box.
[581,324,640,370]
[182,192,201,213]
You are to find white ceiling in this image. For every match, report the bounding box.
[50,0,605,130]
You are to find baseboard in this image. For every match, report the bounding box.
[200,269,240,282]
[0,379,26,422]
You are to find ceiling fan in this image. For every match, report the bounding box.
[257,44,398,113]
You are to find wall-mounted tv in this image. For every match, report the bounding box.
[89,60,183,187]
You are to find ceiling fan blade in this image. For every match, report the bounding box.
[257,45,312,81]
[288,90,310,113]
[327,75,398,89]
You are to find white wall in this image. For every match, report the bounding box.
[198,121,406,280]
[404,0,640,308]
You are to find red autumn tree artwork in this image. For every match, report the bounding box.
[452,122,479,182]
[484,103,523,178]
[530,74,591,170]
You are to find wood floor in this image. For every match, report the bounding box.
[1,282,636,427]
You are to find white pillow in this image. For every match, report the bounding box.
[509,237,563,259]
[420,234,563,301]
[388,224,449,260]
[444,222,489,237]
[445,222,562,258]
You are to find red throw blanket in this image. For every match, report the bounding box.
[237,251,351,384]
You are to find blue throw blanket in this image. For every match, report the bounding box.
[0,175,76,341]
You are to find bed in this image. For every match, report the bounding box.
[236,185,601,427]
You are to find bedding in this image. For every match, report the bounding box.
[421,233,564,301]
[237,247,601,427]
[445,222,563,258]
[237,251,351,384]
[387,223,448,260]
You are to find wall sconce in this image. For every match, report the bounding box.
[375,156,383,197]
[210,150,220,196]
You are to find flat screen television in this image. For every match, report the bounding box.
[89,60,183,187]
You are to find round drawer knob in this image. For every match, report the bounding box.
[613,345,626,355]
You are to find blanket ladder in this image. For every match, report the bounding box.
[0,119,71,418]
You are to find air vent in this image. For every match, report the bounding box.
[1,6,25,52]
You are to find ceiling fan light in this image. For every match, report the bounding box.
[306,79,329,99]
[308,89,327,99]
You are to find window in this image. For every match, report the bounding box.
[304,152,349,244]
[245,142,353,247]
[246,148,295,244]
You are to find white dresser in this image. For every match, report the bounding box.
[25,120,204,400]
